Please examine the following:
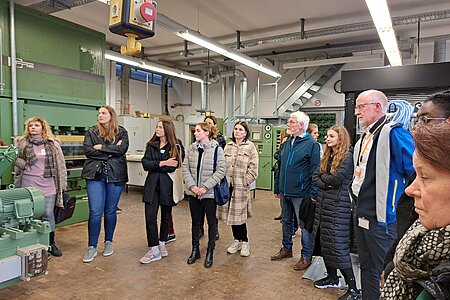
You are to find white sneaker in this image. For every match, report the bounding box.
[83,246,97,263]
[159,241,168,257]
[240,241,250,257]
[140,246,161,264]
[227,240,242,254]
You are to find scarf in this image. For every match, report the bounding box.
[24,136,56,178]
[382,220,450,299]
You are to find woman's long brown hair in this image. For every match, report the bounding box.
[149,119,182,165]
[320,125,350,174]
[97,105,119,142]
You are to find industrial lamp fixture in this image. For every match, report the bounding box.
[176,29,282,78]
[365,0,402,66]
[105,51,204,83]
[157,14,282,78]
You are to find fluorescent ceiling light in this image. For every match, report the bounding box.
[97,0,109,4]
[177,30,281,78]
[156,14,281,78]
[283,54,383,69]
[105,51,204,83]
[365,0,402,66]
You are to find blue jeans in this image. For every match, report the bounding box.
[42,195,56,231]
[280,194,312,259]
[86,176,124,248]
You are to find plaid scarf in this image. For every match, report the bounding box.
[24,136,56,178]
[382,220,450,299]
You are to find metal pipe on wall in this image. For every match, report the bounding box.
[0,27,4,95]
[9,0,18,136]
[200,81,207,112]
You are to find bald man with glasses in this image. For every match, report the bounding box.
[351,89,415,300]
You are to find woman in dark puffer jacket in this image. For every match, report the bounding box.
[310,125,360,300]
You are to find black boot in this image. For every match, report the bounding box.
[204,249,214,268]
[187,246,201,264]
[49,231,62,257]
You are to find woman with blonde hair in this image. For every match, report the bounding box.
[310,125,360,299]
[140,119,184,264]
[14,117,67,257]
[183,122,226,268]
[81,105,129,263]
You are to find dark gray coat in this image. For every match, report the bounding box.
[311,148,354,270]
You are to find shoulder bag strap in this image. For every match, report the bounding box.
[213,146,218,172]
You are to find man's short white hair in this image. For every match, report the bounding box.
[290,111,310,129]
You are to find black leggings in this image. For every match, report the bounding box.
[188,196,217,250]
[231,223,248,242]
[144,201,172,247]
[326,265,357,290]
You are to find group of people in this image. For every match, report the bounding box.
[271,89,450,300]
[139,117,259,268]
[11,89,450,299]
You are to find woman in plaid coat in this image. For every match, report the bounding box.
[217,121,258,257]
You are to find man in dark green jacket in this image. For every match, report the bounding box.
[271,111,321,271]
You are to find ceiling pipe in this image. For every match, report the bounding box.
[208,70,248,118]
[283,53,382,69]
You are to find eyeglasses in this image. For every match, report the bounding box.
[355,102,377,111]
[413,116,448,125]
[287,120,299,125]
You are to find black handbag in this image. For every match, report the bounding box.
[213,146,230,206]
[54,192,76,224]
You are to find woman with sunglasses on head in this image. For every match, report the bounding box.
[139,119,184,264]
[218,121,258,257]
[14,117,67,257]
[183,122,226,268]
[310,126,360,299]
[198,115,226,240]
[81,106,129,263]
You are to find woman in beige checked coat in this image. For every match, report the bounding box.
[217,121,258,257]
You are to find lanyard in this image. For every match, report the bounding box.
[358,117,387,164]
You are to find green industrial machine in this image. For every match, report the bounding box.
[0,146,51,288]
[0,3,107,225]
[250,124,273,190]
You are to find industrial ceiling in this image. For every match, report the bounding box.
[13,0,450,71]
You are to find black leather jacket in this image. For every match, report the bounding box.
[81,125,129,184]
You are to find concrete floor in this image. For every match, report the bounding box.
[0,188,345,300]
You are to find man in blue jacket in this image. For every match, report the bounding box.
[351,90,414,300]
[271,111,321,271]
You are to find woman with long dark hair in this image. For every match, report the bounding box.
[183,122,226,268]
[140,119,184,264]
[310,125,360,299]
[82,105,129,263]
[14,117,67,257]
[217,121,258,257]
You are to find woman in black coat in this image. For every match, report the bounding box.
[310,125,360,300]
[139,119,185,264]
